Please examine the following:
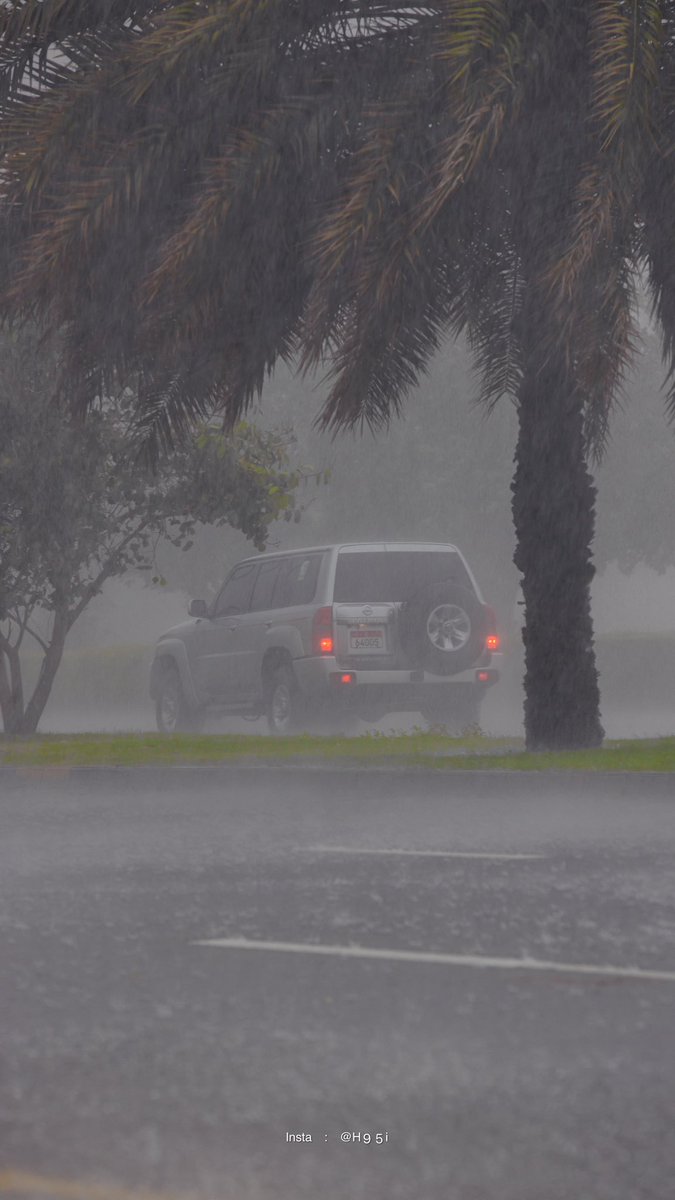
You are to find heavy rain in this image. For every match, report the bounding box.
[1,5,675,1200]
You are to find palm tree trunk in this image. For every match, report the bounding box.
[512,341,604,751]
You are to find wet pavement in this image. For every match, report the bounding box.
[1,766,674,1200]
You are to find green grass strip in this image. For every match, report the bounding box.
[1,732,675,771]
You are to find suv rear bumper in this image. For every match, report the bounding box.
[294,653,502,695]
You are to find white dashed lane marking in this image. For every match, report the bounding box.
[302,846,544,860]
[194,937,675,983]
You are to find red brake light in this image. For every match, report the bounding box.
[486,633,500,651]
[476,669,499,684]
[312,606,334,655]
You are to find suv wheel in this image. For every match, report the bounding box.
[401,582,487,676]
[266,665,302,735]
[156,667,204,733]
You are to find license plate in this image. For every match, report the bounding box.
[349,628,386,653]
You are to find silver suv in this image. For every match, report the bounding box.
[150,542,502,734]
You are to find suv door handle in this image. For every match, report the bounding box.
[228,625,237,632]
[264,621,272,629]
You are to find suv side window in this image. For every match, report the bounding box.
[274,554,322,608]
[212,561,259,617]
[250,557,284,612]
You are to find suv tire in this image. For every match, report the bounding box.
[400,581,487,676]
[266,665,303,735]
[156,666,204,733]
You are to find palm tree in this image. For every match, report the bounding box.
[0,0,672,748]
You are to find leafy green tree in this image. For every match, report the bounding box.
[2,3,675,747]
[0,332,307,734]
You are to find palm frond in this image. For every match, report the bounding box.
[131,367,215,465]
[140,89,337,317]
[546,0,662,304]
[301,56,448,370]
[589,0,663,152]
[311,229,467,432]
[0,1,168,104]
[640,147,675,424]
[0,0,667,465]
[466,242,525,414]
[432,0,510,73]
[575,251,639,459]
[413,2,529,232]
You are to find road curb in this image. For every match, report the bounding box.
[1,762,674,797]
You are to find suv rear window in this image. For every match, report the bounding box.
[333,551,472,603]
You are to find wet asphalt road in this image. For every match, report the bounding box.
[1,766,674,1200]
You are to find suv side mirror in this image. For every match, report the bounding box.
[188,598,208,618]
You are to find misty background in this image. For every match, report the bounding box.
[34,330,675,737]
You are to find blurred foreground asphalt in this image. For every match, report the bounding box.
[1,766,674,1200]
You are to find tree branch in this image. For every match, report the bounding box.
[21,622,50,654]
[67,517,151,627]
[9,600,41,650]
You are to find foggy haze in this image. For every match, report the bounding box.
[33,335,675,740]
[3,8,675,1200]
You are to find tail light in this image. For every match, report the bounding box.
[484,606,500,652]
[312,606,334,655]
[476,669,499,683]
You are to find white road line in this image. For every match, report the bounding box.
[302,846,544,860]
[194,937,675,982]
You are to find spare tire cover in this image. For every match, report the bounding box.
[400,581,488,676]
